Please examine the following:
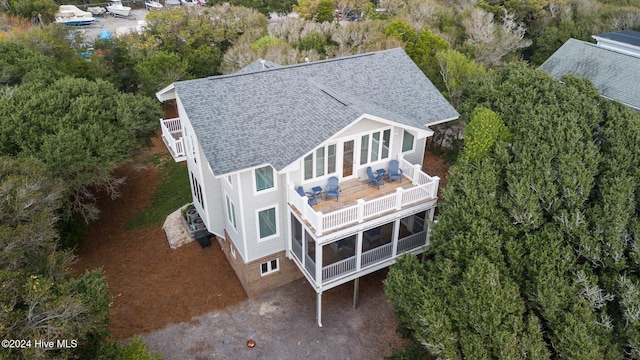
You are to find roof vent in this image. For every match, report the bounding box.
[304,57,309,63]
[260,59,266,70]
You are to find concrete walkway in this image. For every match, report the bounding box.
[141,271,405,359]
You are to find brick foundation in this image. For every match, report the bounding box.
[217,231,303,297]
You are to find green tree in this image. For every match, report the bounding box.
[386,63,640,358]
[316,0,334,22]
[7,0,57,21]
[134,51,189,96]
[385,20,449,91]
[0,156,113,359]
[142,5,268,77]
[12,24,92,79]
[461,107,510,161]
[435,49,486,108]
[0,76,162,221]
[0,40,59,86]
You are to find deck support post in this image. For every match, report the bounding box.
[316,292,323,327]
[353,278,360,309]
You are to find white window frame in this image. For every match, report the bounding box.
[225,195,237,230]
[359,128,392,165]
[256,204,279,242]
[253,165,277,194]
[401,130,415,153]
[260,258,279,276]
[303,143,337,182]
[226,174,233,188]
[230,242,236,259]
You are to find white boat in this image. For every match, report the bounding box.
[145,0,163,10]
[180,0,199,6]
[87,6,106,16]
[55,5,96,26]
[107,0,131,17]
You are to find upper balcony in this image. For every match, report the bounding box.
[159,117,186,162]
[288,158,439,238]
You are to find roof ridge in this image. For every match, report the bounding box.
[206,48,401,82]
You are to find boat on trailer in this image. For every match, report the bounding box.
[145,0,163,10]
[55,5,96,26]
[106,0,131,17]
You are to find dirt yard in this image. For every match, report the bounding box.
[72,135,247,339]
[73,134,450,343]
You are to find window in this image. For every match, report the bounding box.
[191,172,204,207]
[260,259,279,276]
[257,207,278,240]
[225,195,237,230]
[230,242,236,259]
[303,144,337,181]
[327,144,336,174]
[316,148,325,177]
[360,129,391,165]
[360,134,369,165]
[226,175,233,187]
[304,154,313,180]
[255,165,274,192]
[402,130,415,152]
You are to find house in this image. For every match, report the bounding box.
[540,30,640,111]
[156,48,459,326]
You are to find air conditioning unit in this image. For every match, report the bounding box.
[190,217,205,231]
[187,209,199,223]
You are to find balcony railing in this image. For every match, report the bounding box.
[313,231,429,284]
[160,117,186,162]
[289,158,439,237]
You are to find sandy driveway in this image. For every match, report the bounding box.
[80,9,149,41]
[141,270,406,359]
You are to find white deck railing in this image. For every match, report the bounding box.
[159,117,186,161]
[397,231,428,252]
[361,242,393,267]
[322,256,356,281]
[288,160,439,236]
[318,230,428,285]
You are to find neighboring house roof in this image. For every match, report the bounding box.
[592,29,640,58]
[540,38,640,111]
[593,29,640,48]
[172,48,459,175]
[234,58,282,74]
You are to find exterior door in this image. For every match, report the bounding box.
[342,140,355,178]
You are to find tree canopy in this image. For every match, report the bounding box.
[385,63,640,359]
[0,76,162,221]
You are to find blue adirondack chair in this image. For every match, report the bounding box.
[296,186,317,206]
[387,160,403,183]
[366,166,383,189]
[325,176,340,201]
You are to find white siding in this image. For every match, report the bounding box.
[238,169,287,262]
[403,137,426,166]
[222,172,245,258]
[337,118,385,137]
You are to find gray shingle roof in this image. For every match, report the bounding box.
[173,48,459,175]
[540,38,640,111]
[594,29,640,47]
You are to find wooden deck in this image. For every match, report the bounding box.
[310,175,415,214]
